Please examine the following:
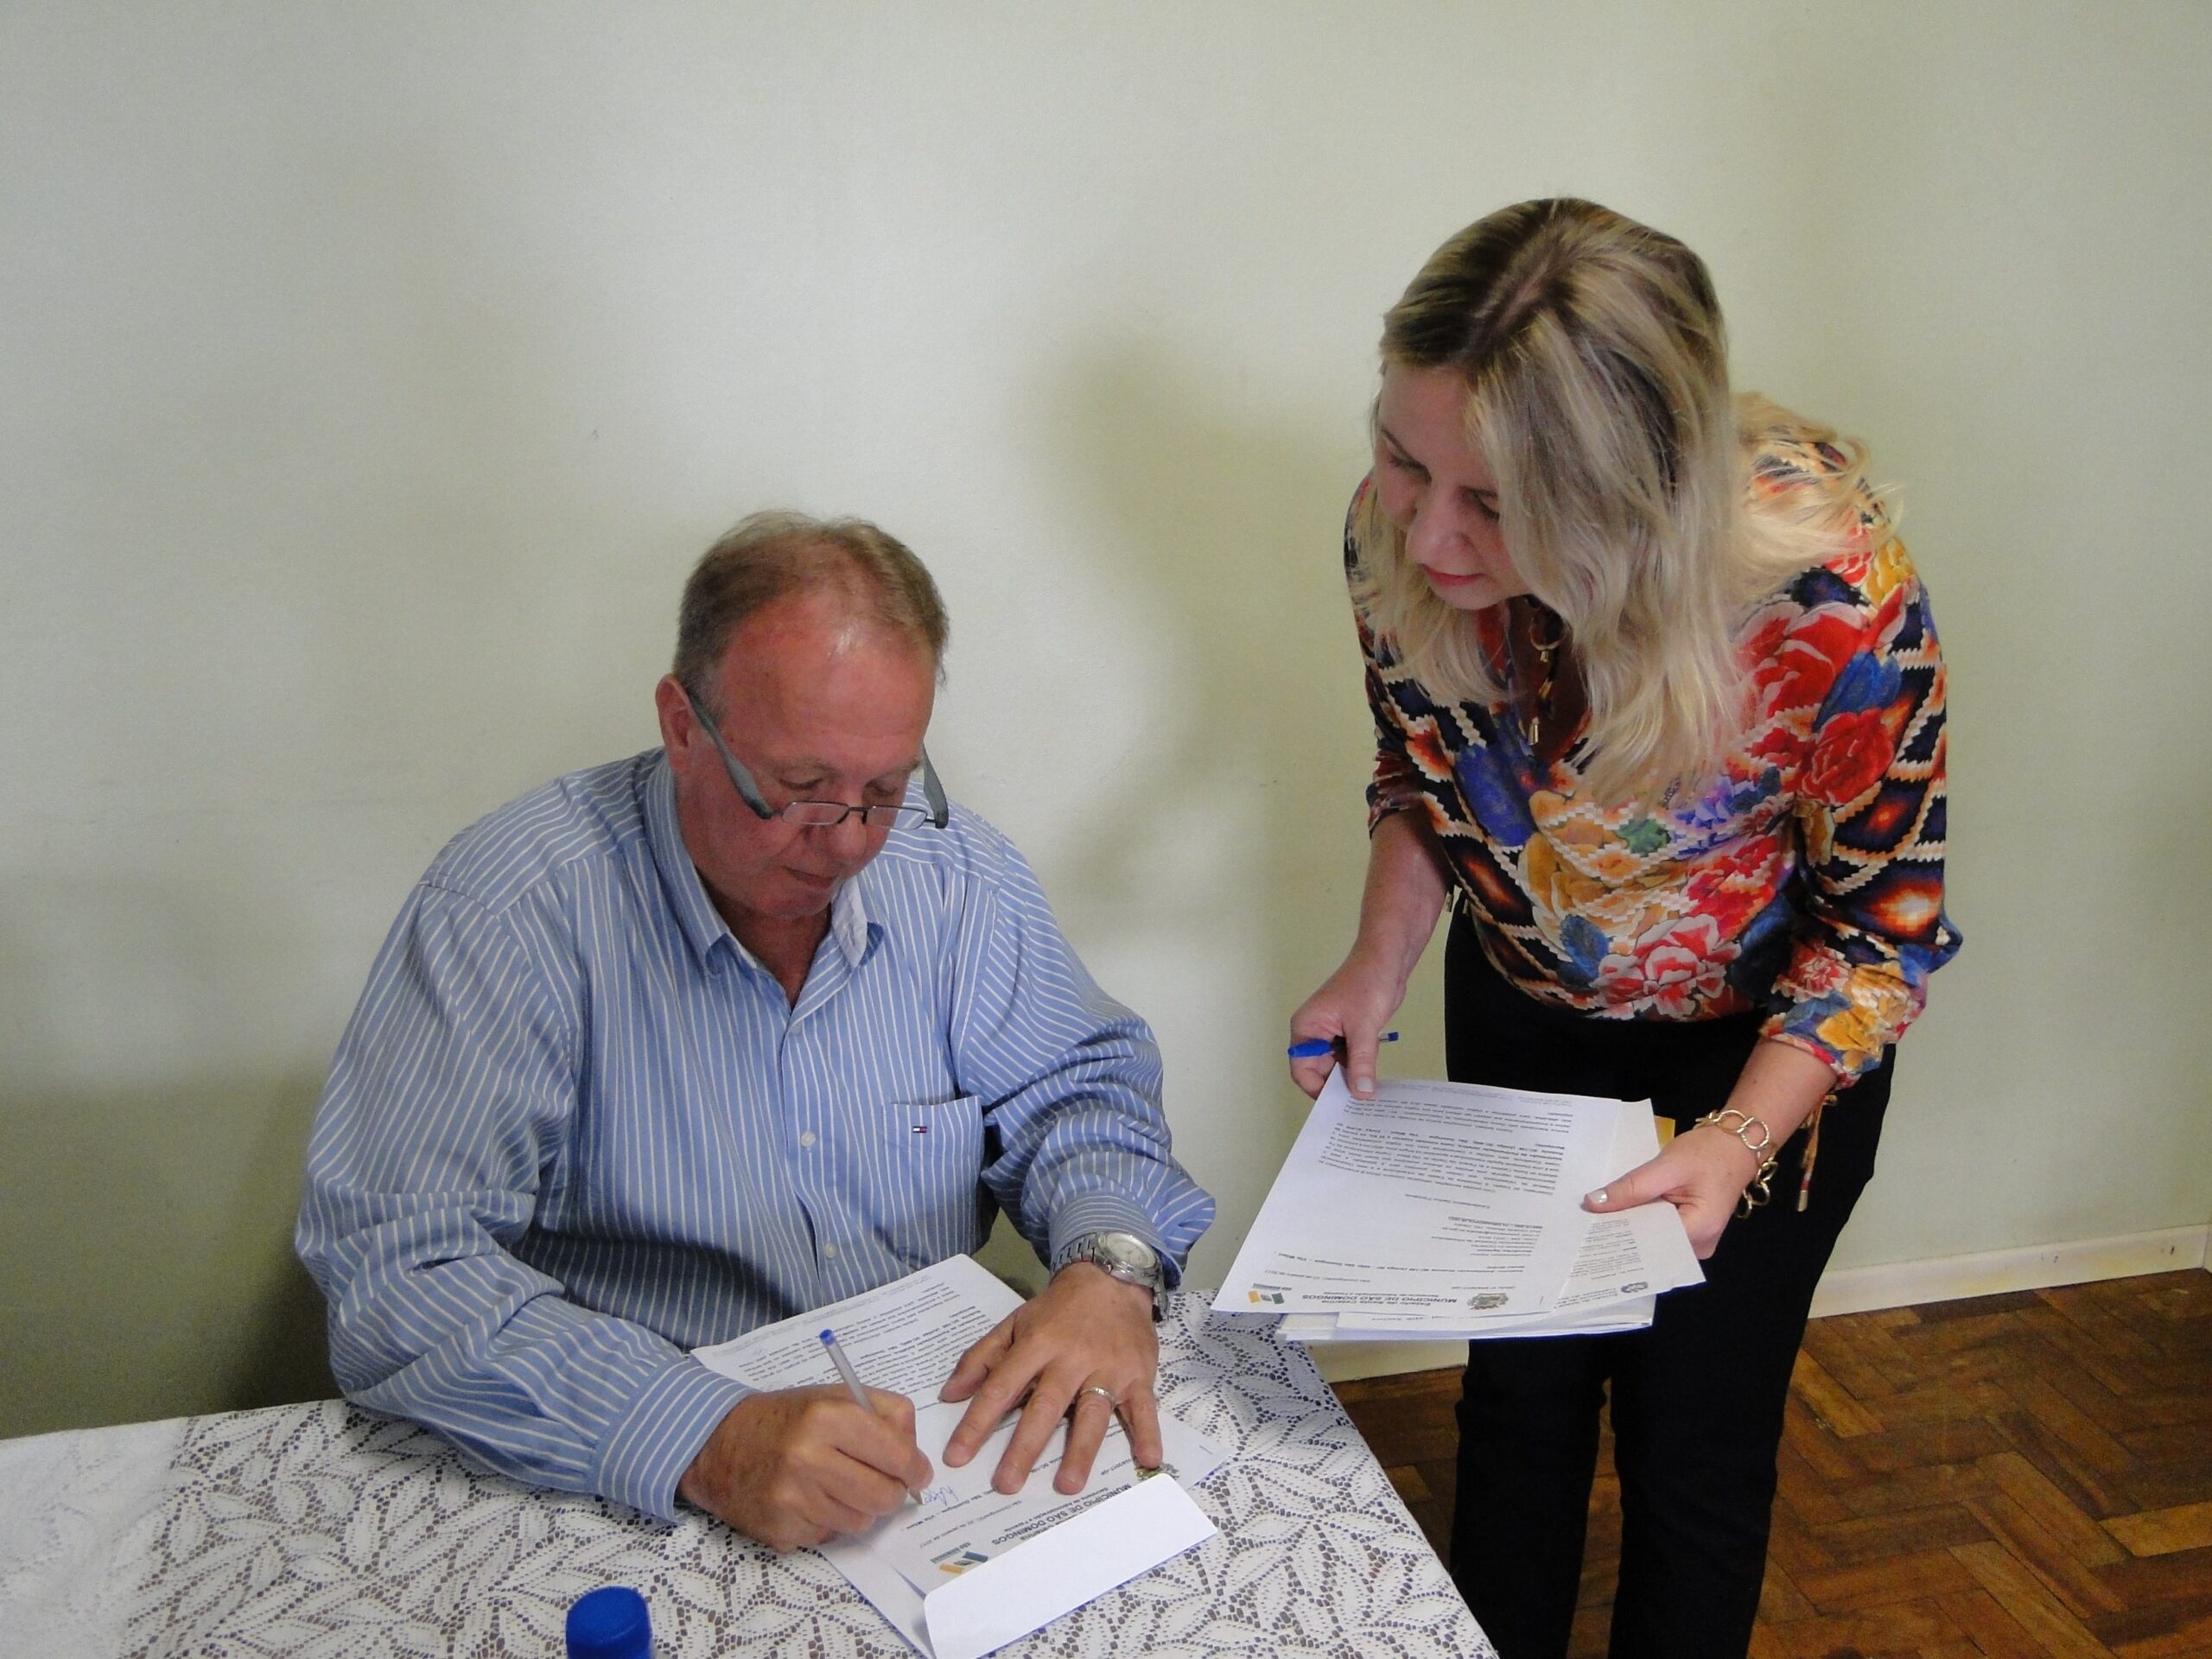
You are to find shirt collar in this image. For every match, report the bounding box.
[643,752,733,969]
[828,875,875,967]
[643,750,882,975]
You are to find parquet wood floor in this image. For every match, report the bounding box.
[1331,1270,2212,1658]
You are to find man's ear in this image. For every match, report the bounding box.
[653,675,695,760]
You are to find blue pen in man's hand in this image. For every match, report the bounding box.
[817,1328,874,1410]
[820,1329,921,1504]
[1286,1031,1400,1060]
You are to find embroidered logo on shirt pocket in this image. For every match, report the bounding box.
[896,1094,985,1163]
[884,1095,988,1261]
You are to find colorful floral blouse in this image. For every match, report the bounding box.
[1352,437,1961,1083]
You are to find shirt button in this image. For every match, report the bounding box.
[823,1243,840,1259]
[798,1131,817,1148]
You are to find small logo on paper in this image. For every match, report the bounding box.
[1467,1292,1509,1311]
[931,1546,991,1575]
[1248,1286,1287,1306]
[1621,1281,1648,1294]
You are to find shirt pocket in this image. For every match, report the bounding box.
[880,1094,990,1265]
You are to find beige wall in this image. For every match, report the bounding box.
[4,3,2207,1437]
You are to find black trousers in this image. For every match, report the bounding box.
[1442,908,1891,1659]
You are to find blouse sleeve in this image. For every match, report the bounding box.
[1359,619,1429,830]
[1346,480,1445,832]
[1761,543,1962,1081]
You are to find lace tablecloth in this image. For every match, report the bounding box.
[1,1297,1491,1657]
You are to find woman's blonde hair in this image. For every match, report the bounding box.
[1352,199,1869,802]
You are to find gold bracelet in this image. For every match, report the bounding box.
[1695,1109,1781,1216]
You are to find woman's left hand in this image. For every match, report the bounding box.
[1581,1123,1764,1259]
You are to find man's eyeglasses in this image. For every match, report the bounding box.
[682,684,950,831]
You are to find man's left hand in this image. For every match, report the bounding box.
[938,1262,1160,1495]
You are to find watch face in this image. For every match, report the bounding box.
[1093,1233,1159,1278]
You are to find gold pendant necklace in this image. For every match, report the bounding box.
[1525,605,1567,748]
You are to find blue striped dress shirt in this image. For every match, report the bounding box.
[296,750,1214,1522]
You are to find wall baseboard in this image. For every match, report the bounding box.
[1307,1224,2211,1386]
[1808,1224,2209,1318]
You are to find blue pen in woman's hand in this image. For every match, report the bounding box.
[1286,1031,1400,1060]
[819,1329,921,1504]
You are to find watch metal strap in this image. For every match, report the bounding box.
[1055,1231,1167,1321]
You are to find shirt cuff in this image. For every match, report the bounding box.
[1045,1196,1185,1287]
[592,1355,753,1523]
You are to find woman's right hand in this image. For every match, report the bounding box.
[1288,950,1407,1101]
[1293,812,1450,1101]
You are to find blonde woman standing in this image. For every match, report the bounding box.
[1289,199,1960,1659]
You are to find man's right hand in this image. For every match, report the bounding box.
[677,1384,933,1551]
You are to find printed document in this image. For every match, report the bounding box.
[694,1255,1224,1659]
[1219,1073,1700,1339]
[1281,1095,1700,1341]
[1214,1071,1620,1319]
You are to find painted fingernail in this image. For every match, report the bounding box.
[1586,1189,1607,1205]
[1355,1076,1374,1094]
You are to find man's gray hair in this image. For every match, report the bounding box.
[674,510,950,707]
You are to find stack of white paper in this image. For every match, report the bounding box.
[694,1255,1226,1659]
[1214,1073,1703,1342]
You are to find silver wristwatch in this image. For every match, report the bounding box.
[1052,1230,1167,1323]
